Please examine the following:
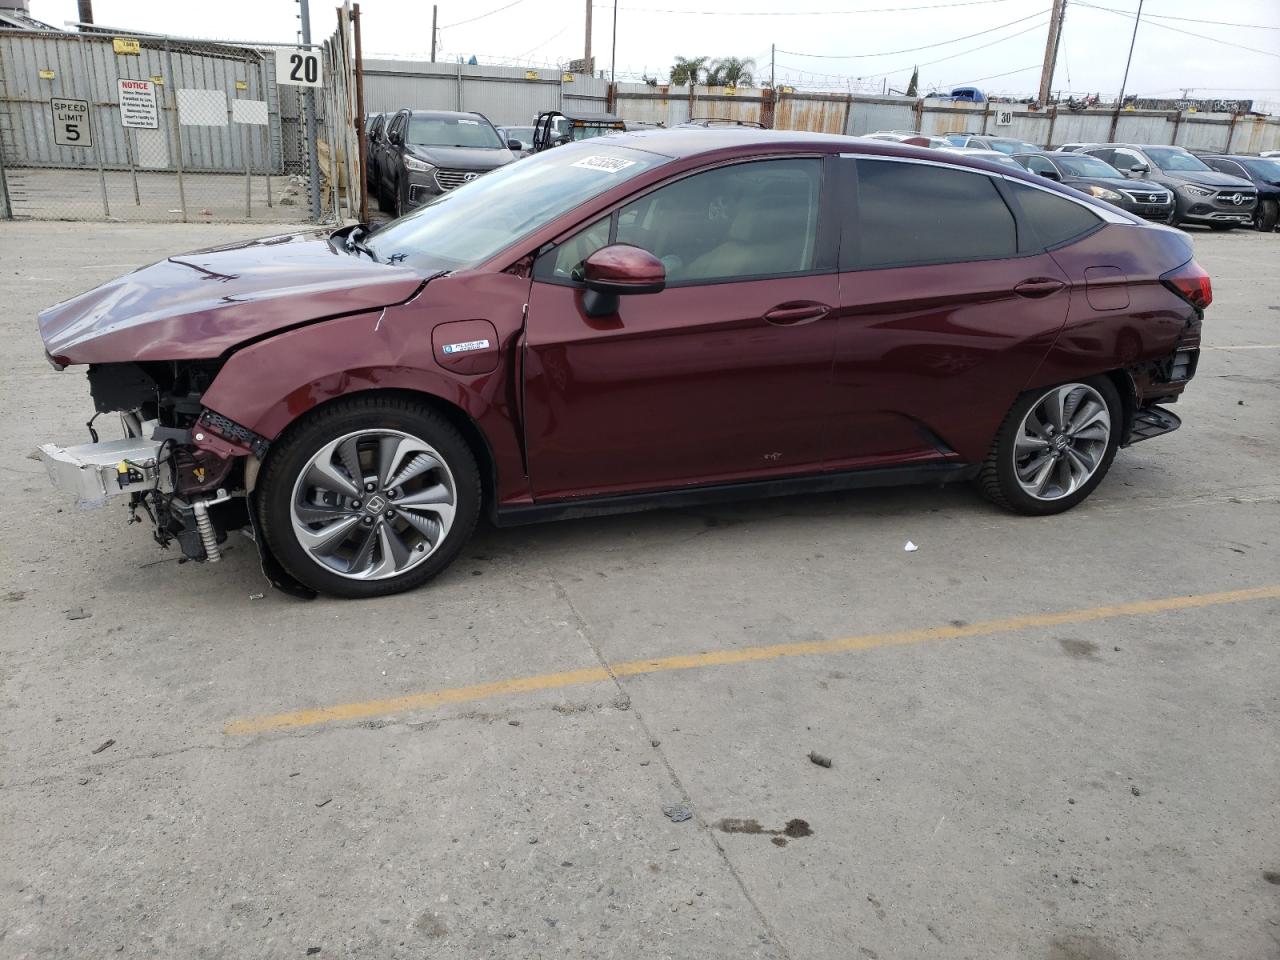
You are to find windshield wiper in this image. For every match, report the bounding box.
[344,224,380,262]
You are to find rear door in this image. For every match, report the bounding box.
[826,156,1075,467]
[523,156,840,499]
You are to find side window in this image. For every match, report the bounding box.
[944,134,967,146]
[1025,155,1056,176]
[613,158,822,284]
[1087,148,1115,165]
[844,160,1017,270]
[1112,149,1142,171]
[1216,160,1245,178]
[1005,181,1102,249]
[545,218,611,279]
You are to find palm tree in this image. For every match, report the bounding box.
[707,57,756,88]
[669,56,709,86]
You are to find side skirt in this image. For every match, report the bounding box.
[494,462,978,527]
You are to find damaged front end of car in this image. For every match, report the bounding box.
[35,359,279,573]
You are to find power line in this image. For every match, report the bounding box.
[1073,1,1280,58]
[776,8,1049,58]
[857,18,1050,77]
[594,0,1027,15]
[1092,5,1280,31]
[440,0,528,29]
[772,18,1047,85]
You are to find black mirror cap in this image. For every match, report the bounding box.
[507,139,523,151]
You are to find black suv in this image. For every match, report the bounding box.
[375,110,519,217]
[1081,144,1256,230]
[1013,151,1173,221]
[1200,154,1280,232]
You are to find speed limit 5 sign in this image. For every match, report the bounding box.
[50,97,92,147]
[276,48,323,88]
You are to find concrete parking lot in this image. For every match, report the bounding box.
[1,221,1278,960]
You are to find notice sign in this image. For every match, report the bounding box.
[117,79,159,129]
[275,48,323,88]
[50,97,91,147]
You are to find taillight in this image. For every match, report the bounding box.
[1161,260,1212,310]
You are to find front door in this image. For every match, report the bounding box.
[523,156,839,500]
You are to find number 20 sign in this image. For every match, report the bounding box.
[276,48,323,88]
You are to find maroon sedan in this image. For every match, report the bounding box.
[36,130,1209,598]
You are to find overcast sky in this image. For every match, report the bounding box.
[27,0,1280,103]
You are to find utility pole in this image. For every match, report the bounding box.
[770,43,775,91]
[585,0,592,71]
[610,0,617,83]
[1037,0,1067,107]
[1115,0,1142,108]
[431,5,438,62]
[299,0,322,222]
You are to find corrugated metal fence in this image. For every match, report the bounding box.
[0,24,361,222]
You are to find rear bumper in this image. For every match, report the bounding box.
[1123,405,1181,446]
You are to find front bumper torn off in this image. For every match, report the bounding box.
[37,431,167,508]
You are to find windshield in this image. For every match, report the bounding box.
[1243,158,1280,181]
[1145,147,1211,172]
[407,115,503,149]
[505,126,535,148]
[989,139,1039,155]
[366,143,669,272]
[1056,154,1123,178]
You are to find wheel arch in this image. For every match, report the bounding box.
[264,386,502,516]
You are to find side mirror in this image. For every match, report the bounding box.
[1039,168,1061,181]
[1129,163,1149,175]
[507,139,523,151]
[579,245,665,317]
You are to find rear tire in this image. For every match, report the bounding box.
[977,377,1121,516]
[258,397,481,599]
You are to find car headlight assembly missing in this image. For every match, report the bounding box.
[1086,185,1124,201]
[404,155,435,173]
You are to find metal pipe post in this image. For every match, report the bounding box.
[164,40,188,221]
[77,33,111,218]
[299,0,323,221]
[353,3,369,223]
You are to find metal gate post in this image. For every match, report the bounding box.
[256,54,272,207]
[0,137,12,219]
[163,39,189,222]
[77,32,111,218]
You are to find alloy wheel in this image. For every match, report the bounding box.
[1012,383,1111,501]
[289,429,457,580]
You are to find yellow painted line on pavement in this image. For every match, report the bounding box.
[224,584,1280,736]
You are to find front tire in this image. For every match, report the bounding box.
[258,397,480,598]
[977,378,1121,516]
[1255,199,1278,233]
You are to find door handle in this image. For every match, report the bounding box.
[763,301,831,326]
[1014,278,1066,299]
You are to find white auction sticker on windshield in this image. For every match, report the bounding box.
[443,339,491,355]
[572,156,636,173]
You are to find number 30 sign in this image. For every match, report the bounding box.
[276,49,323,88]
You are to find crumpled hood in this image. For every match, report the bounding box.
[38,229,425,364]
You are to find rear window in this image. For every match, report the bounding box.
[1006,181,1103,248]
[845,160,1017,269]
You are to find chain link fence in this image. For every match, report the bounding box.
[0,24,360,223]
